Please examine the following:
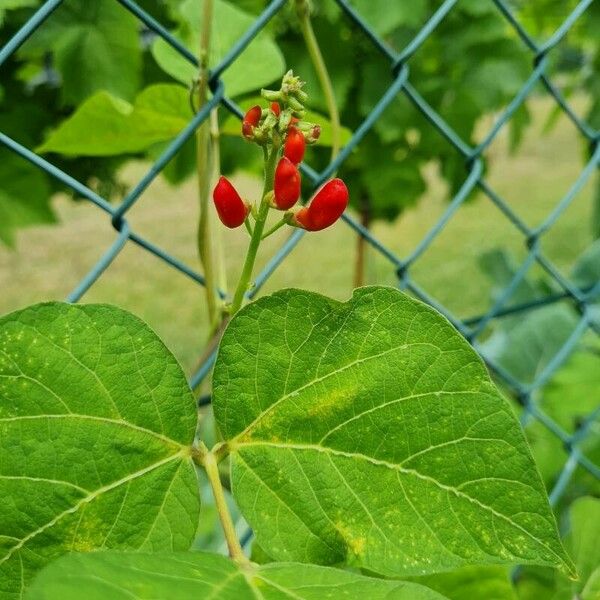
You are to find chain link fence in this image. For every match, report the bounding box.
[1,0,599,522]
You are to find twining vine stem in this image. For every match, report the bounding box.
[297,0,374,284]
[201,137,282,559]
[196,0,220,330]
[295,0,341,161]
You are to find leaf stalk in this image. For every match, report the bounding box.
[203,450,247,562]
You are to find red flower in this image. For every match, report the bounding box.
[294,179,348,231]
[242,105,261,138]
[284,127,306,164]
[273,157,301,210]
[271,102,281,116]
[213,177,249,228]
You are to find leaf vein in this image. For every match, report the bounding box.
[235,441,563,565]
[0,452,187,566]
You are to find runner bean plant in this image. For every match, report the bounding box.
[0,74,576,600]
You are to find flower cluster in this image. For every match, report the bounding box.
[212,71,348,232]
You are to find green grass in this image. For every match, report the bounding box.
[0,97,596,372]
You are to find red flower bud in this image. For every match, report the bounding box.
[273,157,301,210]
[294,178,348,231]
[213,176,249,228]
[242,105,261,138]
[284,127,306,164]
[242,121,253,138]
[289,116,300,127]
[271,102,281,116]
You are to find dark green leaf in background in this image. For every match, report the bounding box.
[37,84,191,156]
[348,0,429,36]
[516,497,600,600]
[19,0,142,105]
[152,0,285,98]
[0,153,55,247]
[412,565,517,600]
[0,0,39,25]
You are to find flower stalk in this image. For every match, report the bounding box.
[211,71,348,318]
[230,143,280,316]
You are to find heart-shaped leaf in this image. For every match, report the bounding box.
[152,0,285,98]
[37,85,191,156]
[26,551,449,599]
[212,287,574,577]
[0,303,200,598]
[18,0,142,105]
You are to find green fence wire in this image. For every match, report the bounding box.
[1,0,599,547]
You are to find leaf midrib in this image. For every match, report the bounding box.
[0,413,182,449]
[0,451,189,566]
[233,440,565,567]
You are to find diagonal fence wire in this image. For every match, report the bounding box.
[0,0,599,547]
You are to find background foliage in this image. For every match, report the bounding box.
[1,0,599,244]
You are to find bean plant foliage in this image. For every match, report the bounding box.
[0,287,574,598]
[1,0,599,244]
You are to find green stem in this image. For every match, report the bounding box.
[196,0,220,329]
[203,450,246,562]
[230,145,280,315]
[261,217,287,239]
[296,0,341,161]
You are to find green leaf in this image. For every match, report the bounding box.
[0,152,55,247]
[411,565,517,600]
[37,85,191,156]
[480,305,579,385]
[541,348,600,435]
[514,566,557,600]
[0,0,39,25]
[478,249,549,307]
[348,0,428,35]
[152,0,285,98]
[21,0,142,105]
[0,303,200,598]
[356,135,426,220]
[522,344,600,493]
[212,287,574,578]
[147,137,197,186]
[582,569,600,600]
[26,551,449,600]
[571,239,600,293]
[567,497,600,596]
